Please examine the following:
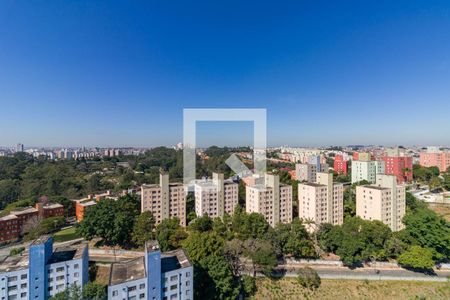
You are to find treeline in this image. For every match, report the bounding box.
[0,146,251,210]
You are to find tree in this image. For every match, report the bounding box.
[231,208,269,240]
[82,282,107,300]
[242,275,256,297]
[429,176,442,191]
[155,218,187,251]
[182,231,239,299]
[50,284,82,300]
[297,267,321,290]
[272,219,315,258]
[398,246,435,270]
[318,217,392,266]
[188,215,213,232]
[243,239,278,276]
[401,205,450,261]
[77,196,139,247]
[132,211,156,248]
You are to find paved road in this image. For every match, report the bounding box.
[244,264,450,282]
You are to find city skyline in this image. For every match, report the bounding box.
[1,1,450,147]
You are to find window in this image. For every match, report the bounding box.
[9,285,17,291]
[139,283,145,289]
[56,267,64,272]
[139,294,145,299]
[128,286,137,292]
[20,292,27,298]
[112,291,118,296]
[170,275,177,281]
[74,264,79,269]
[74,272,79,278]
[20,274,27,280]
[8,276,17,282]
[170,284,177,291]
[20,283,26,289]
[56,275,65,281]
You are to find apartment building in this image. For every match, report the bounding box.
[0,236,89,299]
[351,160,385,184]
[246,173,293,227]
[141,174,187,226]
[0,215,20,243]
[194,173,239,219]
[381,148,413,184]
[333,154,348,175]
[107,241,193,300]
[298,172,344,231]
[352,152,373,161]
[35,203,64,218]
[420,146,450,172]
[295,162,329,183]
[356,174,406,231]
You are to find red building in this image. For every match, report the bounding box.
[0,215,20,243]
[36,203,65,218]
[333,155,348,175]
[381,155,413,184]
[10,207,39,229]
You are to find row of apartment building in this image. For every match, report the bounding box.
[0,203,64,244]
[0,236,193,300]
[140,170,404,233]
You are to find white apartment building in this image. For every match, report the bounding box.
[141,174,187,226]
[298,172,344,231]
[194,173,238,219]
[356,174,406,231]
[295,163,328,183]
[246,173,292,227]
[351,160,385,184]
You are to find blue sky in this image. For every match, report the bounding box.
[0,0,449,147]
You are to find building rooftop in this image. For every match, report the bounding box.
[109,256,147,286]
[0,239,87,273]
[299,182,326,188]
[79,200,97,207]
[0,252,29,273]
[41,203,64,209]
[360,185,389,191]
[0,214,18,221]
[48,242,87,264]
[10,206,38,215]
[161,249,192,273]
[30,234,52,246]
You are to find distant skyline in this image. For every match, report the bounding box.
[1,1,450,147]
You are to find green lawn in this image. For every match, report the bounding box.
[52,227,81,242]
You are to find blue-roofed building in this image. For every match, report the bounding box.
[0,236,89,300]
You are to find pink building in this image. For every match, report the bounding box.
[381,153,413,184]
[420,148,450,172]
[333,155,348,175]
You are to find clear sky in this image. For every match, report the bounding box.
[0,0,449,148]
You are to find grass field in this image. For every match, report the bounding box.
[254,278,450,300]
[429,203,450,221]
[52,227,81,242]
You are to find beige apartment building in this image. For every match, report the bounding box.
[295,163,328,183]
[356,174,405,231]
[141,173,186,226]
[246,173,293,227]
[298,172,344,231]
[194,173,239,219]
